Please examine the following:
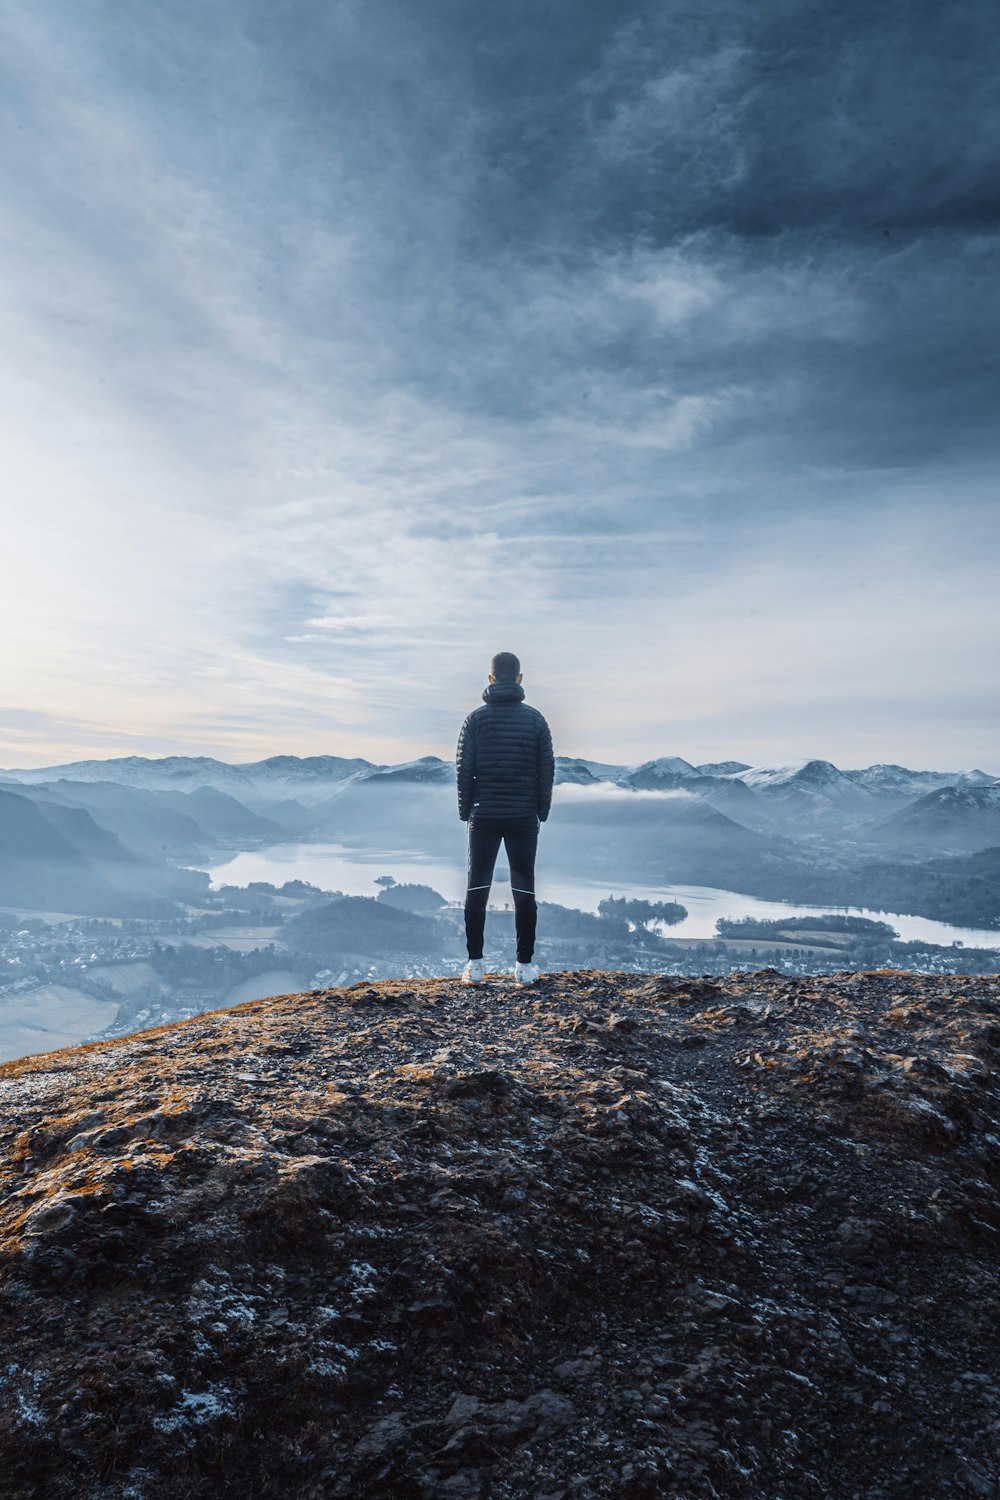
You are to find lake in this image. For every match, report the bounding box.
[207,841,1000,951]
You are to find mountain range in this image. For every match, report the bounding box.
[4,751,995,835]
[1,752,998,917]
[3,749,996,804]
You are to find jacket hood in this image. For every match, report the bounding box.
[482,681,525,705]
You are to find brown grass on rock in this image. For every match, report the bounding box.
[1,969,999,1498]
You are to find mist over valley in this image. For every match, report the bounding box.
[2,749,998,1064]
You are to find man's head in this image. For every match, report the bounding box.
[489,651,522,684]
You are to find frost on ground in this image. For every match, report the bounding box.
[0,969,999,1498]
[152,1384,236,1435]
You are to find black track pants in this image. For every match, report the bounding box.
[464,813,539,963]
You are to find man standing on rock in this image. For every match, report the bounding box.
[456,652,554,987]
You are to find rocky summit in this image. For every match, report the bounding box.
[1,971,999,1499]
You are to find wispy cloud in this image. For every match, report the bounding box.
[0,0,996,769]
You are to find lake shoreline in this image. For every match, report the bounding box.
[206,841,1000,951]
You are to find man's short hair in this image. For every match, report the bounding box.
[491,651,520,682]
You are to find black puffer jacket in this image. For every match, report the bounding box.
[456,682,555,822]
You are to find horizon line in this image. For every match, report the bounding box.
[2,749,998,779]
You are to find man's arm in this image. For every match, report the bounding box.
[536,716,554,822]
[456,714,476,821]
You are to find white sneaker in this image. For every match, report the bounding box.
[462,959,485,986]
[514,962,540,987]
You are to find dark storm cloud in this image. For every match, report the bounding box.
[253,0,999,471]
[439,0,1000,467]
[455,0,1000,242]
[6,0,995,466]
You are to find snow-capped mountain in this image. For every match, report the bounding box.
[362,757,455,785]
[239,754,375,793]
[3,753,380,808]
[554,758,602,785]
[617,756,699,789]
[614,760,763,822]
[727,759,877,820]
[564,758,628,782]
[237,755,379,805]
[844,763,976,802]
[2,755,260,796]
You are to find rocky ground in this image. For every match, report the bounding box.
[1,969,999,1499]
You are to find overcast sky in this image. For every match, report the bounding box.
[1,0,997,772]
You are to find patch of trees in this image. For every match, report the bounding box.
[275,880,329,899]
[598,897,688,927]
[716,915,898,944]
[538,903,626,939]
[376,883,447,913]
[741,849,1000,931]
[209,881,340,916]
[285,896,449,960]
[150,941,281,988]
[211,884,279,916]
[189,907,283,931]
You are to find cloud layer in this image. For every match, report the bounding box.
[1,0,997,770]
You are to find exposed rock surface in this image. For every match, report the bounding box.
[1,969,999,1498]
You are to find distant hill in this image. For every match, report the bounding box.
[285,895,450,961]
[35,800,205,904]
[292,777,461,852]
[148,786,286,846]
[376,882,448,913]
[34,780,208,859]
[6,779,284,862]
[683,775,764,821]
[543,787,775,888]
[0,787,207,913]
[0,788,122,914]
[867,782,1000,851]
